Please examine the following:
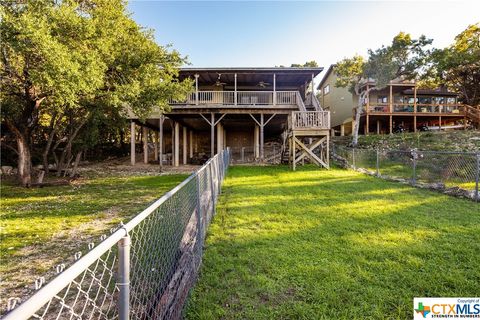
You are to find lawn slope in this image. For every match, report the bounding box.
[186,166,479,319]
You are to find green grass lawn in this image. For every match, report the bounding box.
[186,165,479,320]
[0,172,187,301]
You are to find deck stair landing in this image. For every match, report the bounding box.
[288,111,330,170]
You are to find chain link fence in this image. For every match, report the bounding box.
[229,145,285,164]
[332,145,479,201]
[4,148,231,320]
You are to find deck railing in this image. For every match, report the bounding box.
[367,103,464,114]
[169,91,299,106]
[292,111,330,129]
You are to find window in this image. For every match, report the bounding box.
[323,85,330,95]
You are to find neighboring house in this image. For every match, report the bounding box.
[317,65,354,136]
[128,67,330,169]
[318,64,471,136]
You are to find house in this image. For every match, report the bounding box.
[317,65,354,136]
[317,65,469,135]
[128,67,331,170]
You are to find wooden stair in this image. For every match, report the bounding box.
[465,105,480,128]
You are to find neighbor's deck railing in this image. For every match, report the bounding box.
[291,111,330,129]
[366,103,464,114]
[4,149,231,320]
[169,91,298,106]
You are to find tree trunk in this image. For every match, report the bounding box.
[5,120,32,187]
[16,134,32,187]
[70,150,82,177]
[351,89,371,147]
[56,118,87,176]
[43,127,57,174]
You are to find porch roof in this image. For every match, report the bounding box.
[176,67,324,88]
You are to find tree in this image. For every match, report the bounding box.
[426,23,480,106]
[290,61,319,68]
[1,0,191,186]
[335,32,432,145]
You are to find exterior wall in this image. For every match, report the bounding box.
[319,70,354,128]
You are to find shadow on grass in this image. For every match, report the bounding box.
[186,165,479,320]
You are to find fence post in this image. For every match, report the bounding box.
[376,148,380,177]
[209,161,216,215]
[118,234,131,320]
[475,153,480,202]
[412,149,417,186]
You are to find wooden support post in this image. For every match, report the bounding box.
[326,134,330,168]
[210,112,215,157]
[340,124,345,136]
[376,120,381,134]
[154,131,158,161]
[254,125,259,159]
[414,85,417,132]
[273,73,276,105]
[260,113,264,162]
[439,116,442,131]
[159,116,163,171]
[189,130,193,158]
[365,115,369,135]
[389,84,393,113]
[130,121,135,166]
[195,74,199,105]
[389,115,393,134]
[183,126,187,165]
[217,123,223,154]
[292,134,296,171]
[143,126,148,164]
[234,73,237,106]
[174,122,180,167]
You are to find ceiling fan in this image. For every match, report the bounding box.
[257,81,271,88]
[214,73,226,87]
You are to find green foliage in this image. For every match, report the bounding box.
[335,33,432,94]
[0,0,192,185]
[187,166,479,319]
[290,61,319,68]
[426,23,480,105]
[335,55,365,94]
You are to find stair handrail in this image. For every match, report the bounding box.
[311,93,323,111]
[296,91,307,111]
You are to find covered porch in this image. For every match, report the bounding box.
[129,111,290,168]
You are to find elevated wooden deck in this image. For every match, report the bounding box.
[288,111,331,170]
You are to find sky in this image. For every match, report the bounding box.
[127,1,480,84]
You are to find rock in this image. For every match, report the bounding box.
[12,168,18,175]
[1,166,13,174]
[33,164,44,170]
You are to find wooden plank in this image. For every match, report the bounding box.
[293,137,328,168]
[294,137,324,163]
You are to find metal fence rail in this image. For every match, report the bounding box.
[332,145,479,201]
[4,149,231,320]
